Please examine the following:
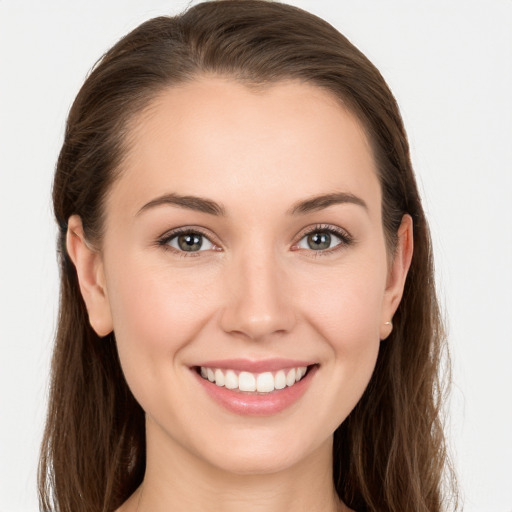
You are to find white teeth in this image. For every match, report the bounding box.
[256,372,274,392]
[214,369,225,387]
[199,365,309,393]
[274,370,286,390]
[296,366,307,381]
[238,371,256,392]
[225,370,238,390]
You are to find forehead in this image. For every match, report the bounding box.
[109,77,380,218]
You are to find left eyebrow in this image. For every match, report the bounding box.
[287,192,368,215]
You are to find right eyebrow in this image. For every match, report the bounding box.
[136,193,226,217]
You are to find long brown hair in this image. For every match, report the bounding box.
[39,1,457,511]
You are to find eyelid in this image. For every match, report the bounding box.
[157,226,221,255]
[155,223,353,257]
[291,224,354,254]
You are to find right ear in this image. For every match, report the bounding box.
[66,215,113,337]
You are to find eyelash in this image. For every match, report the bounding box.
[157,227,217,258]
[294,224,354,257]
[156,224,353,257]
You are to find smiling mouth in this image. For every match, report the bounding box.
[195,365,316,394]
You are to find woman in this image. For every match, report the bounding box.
[39,1,456,511]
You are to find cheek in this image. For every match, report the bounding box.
[299,258,387,347]
[108,253,217,330]
[295,255,387,406]
[104,258,219,390]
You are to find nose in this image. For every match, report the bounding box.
[219,248,296,341]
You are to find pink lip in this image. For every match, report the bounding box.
[191,363,318,416]
[195,358,314,373]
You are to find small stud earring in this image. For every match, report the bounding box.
[381,320,393,340]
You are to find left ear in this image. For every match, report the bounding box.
[380,214,414,339]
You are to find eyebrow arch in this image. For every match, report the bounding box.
[137,193,226,216]
[288,192,368,215]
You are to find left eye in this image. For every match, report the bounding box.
[297,230,343,251]
[166,232,215,252]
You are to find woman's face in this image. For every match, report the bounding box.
[71,77,411,475]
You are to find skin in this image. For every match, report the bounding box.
[67,77,413,512]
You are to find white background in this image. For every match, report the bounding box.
[1,1,511,511]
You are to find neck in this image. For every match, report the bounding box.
[122,417,346,512]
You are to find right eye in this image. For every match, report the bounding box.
[161,230,215,254]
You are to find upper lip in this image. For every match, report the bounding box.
[194,358,316,373]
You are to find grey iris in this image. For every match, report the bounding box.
[178,233,203,251]
[308,232,331,250]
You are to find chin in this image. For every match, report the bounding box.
[193,427,332,476]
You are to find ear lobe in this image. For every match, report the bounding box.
[66,215,113,337]
[380,214,414,339]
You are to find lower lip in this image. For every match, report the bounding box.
[192,365,318,416]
